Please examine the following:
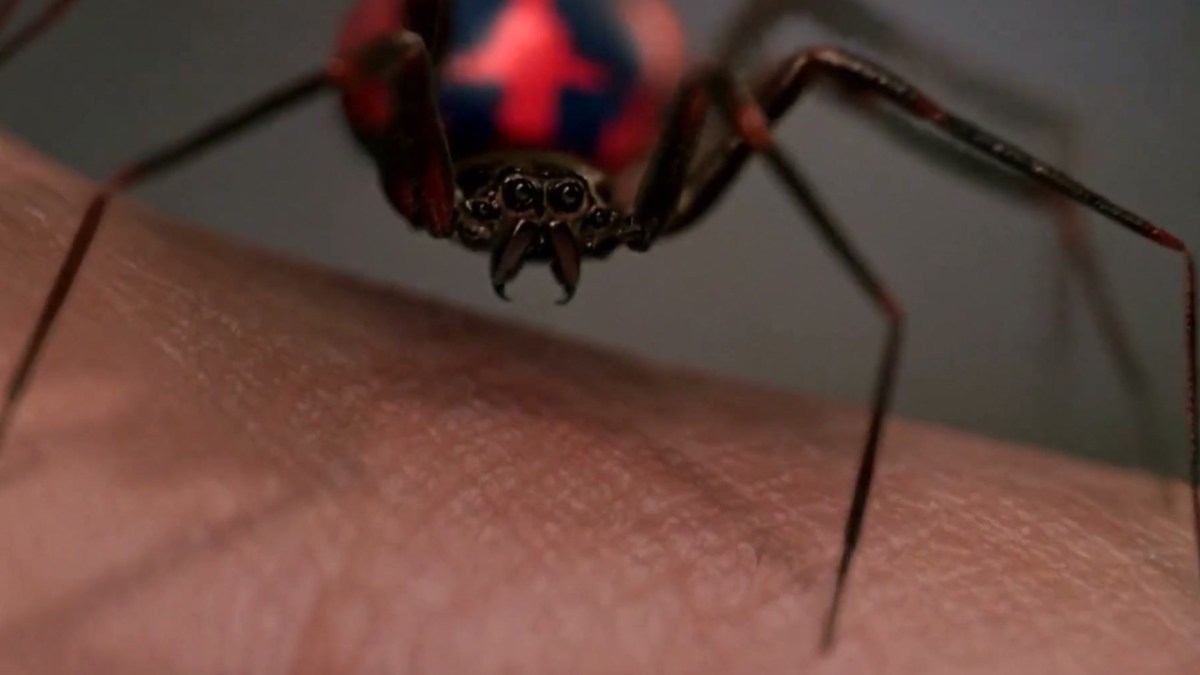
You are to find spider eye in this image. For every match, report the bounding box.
[583,208,617,231]
[467,199,500,221]
[501,177,539,211]
[549,180,586,213]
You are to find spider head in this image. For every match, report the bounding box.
[453,153,630,303]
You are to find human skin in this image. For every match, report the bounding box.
[0,133,1195,674]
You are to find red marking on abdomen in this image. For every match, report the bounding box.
[600,0,685,171]
[596,86,660,170]
[446,0,609,146]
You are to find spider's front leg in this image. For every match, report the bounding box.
[629,48,1198,651]
[351,32,456,237]
[0,25,456,449]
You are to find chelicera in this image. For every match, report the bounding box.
[0,0,1195,653]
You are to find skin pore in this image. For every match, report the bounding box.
[0,134,1195,673]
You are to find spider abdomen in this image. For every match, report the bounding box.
[337,0,685,173]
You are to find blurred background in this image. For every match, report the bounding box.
[0,0,1196,477]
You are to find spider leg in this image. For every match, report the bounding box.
[635,49,1197,650]
[711,71,907,653]
[712,1,1080,206]
[371,32,456,237]
[0,30,454,451]
[0,0,80,66]
[715,0,1073,147]
[843,87,1152,442]
[628,64,904,650]
[681,55,1152,439]
[715,0,1147,450]
[749,49,1195,506]
[630,70,714,248]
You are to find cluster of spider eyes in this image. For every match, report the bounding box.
[501,176,583,213]
[465,174,619,232]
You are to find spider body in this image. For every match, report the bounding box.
[338,0,684,171]
[335,0,684,297]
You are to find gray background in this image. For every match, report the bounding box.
[0,1,1196,476]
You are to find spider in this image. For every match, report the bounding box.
[0,0,1195,653]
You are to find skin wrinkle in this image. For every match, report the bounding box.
[0,488,314,669]
[0,134,1197,672]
